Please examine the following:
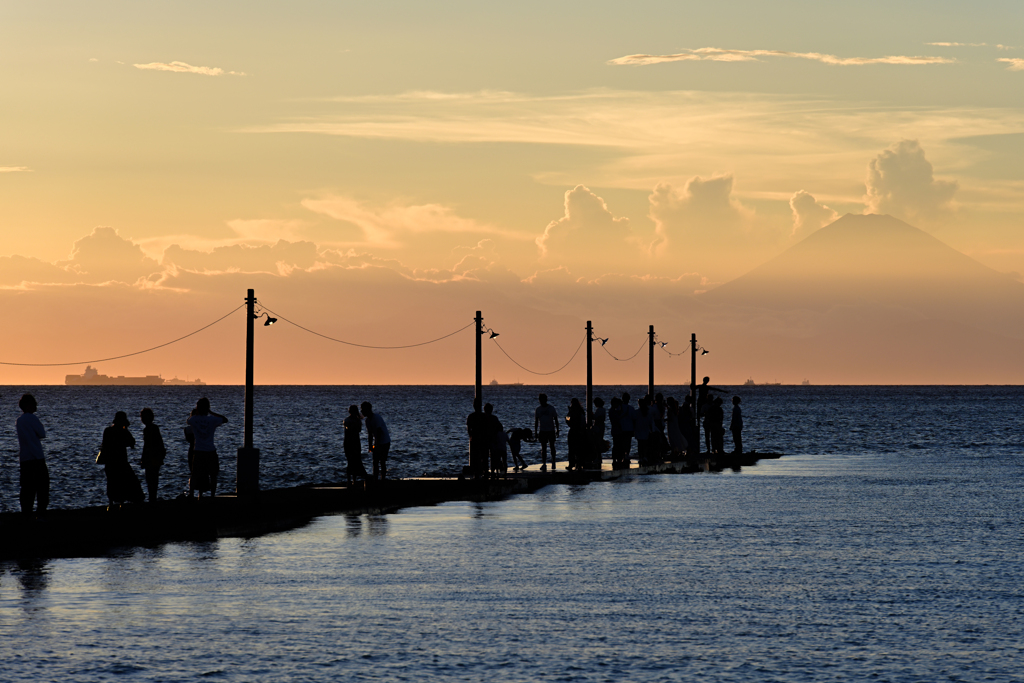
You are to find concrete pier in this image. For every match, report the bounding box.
[0,453,781,561]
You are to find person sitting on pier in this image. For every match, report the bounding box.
[534,394,559,471]
[139,407,166,503]
[730,396,743,455]
[466,398,489,478]
[100,411,144,507]
[565,397,586,471]
[15,393,49,519]
[484,403,507,477]
[361,401,391,481]
[506,427,531,472]
[344,405,368,485]
[187,398,228,498]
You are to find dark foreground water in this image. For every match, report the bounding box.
[1,386,1023,681]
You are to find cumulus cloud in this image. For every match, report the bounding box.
[609,47,954,67]
[790,190,839,239]
[0,166,31,173]
[535,185,638,274]
[998,58,1024,71]
[57,227,161,283]
[649,174,753,257]
[864,140,958,220]
[133,61,245,76]
[162,240,320,275]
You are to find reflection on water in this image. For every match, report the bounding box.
[1,387,1023,681]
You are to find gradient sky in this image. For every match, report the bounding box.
[2,1,1023,384]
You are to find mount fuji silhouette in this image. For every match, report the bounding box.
[703,214,1024,383]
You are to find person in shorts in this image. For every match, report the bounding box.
[186,397,228,498]
[534,393,559,471]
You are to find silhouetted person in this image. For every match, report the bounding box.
[634,397,654,465]
[183,409,196,497]
[187,397,228,498]
[15,394,48,519]
[666,397,687,459]
[485,403,506,476]
[139,407,166,503]
[467,398,488,478]
[710,397,726,454]
[697,377,724,453]
[506,427,531,471]
[534,393,559,471]
[565,397,586,470]
[681,395,699,457]
[608,397,623,467]
[344,405,368,485]
[590,397,607,468]
[101,411,144,507]
[730,396,744,455]
[361,401,390,481]
[615,392,636,468]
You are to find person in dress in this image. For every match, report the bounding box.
[361,401,391,481]
[101,411,144,506]
[565,397,586,471]
[534,394,559,471]
[139,407,166,503]
[187,398,228,498]
[344,405,368,485]
[730,396,744,455]
[15,394,49,519]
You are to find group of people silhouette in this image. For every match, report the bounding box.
[342,401,391,484]
[464,378,744,478]
[14,393,229,516]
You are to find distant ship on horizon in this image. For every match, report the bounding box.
[65,365,206,386]
[743,378,782,387]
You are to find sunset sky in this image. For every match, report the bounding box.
[2,1,1023,385]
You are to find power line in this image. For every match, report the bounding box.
[0,304,246,367]
[492,335,586,376]
[259,305,475,349]
[601,337,647,362]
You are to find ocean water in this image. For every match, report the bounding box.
[1,386,1023,681]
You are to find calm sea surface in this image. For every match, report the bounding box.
[1,386,1022,681]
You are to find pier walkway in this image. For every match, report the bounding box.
[1,452,781,561]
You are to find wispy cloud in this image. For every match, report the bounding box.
[998,58,1024,71]
[926,42,987,47]
[133,61,245,76]
[609,47,955,67]
[0,166,32,173]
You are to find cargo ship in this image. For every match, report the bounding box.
[65,366,205,386]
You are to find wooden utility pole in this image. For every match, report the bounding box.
[586,320,593,424]
[648,324,655,399]
[475,310,483,411]
[690,332,698,450]
[237,288,260,494]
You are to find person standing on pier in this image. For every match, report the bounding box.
[634,398,654,466]
[697,377,724,453]
[187,398,228,498]
[361,402,391,481]
[484,403,507,476]
[710,397,726,454]
[730,396,744,455]
[344,405,368,485]
[100,411,144,507]
[666,397,687,459]
[467,398,488,478]
[15,394,48,519]
[506,427,531,472]
[615,392,636,469]
[139,408,166,503]
[565,397,586,471]
[534,394,559,471]
[589,397,607,469]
